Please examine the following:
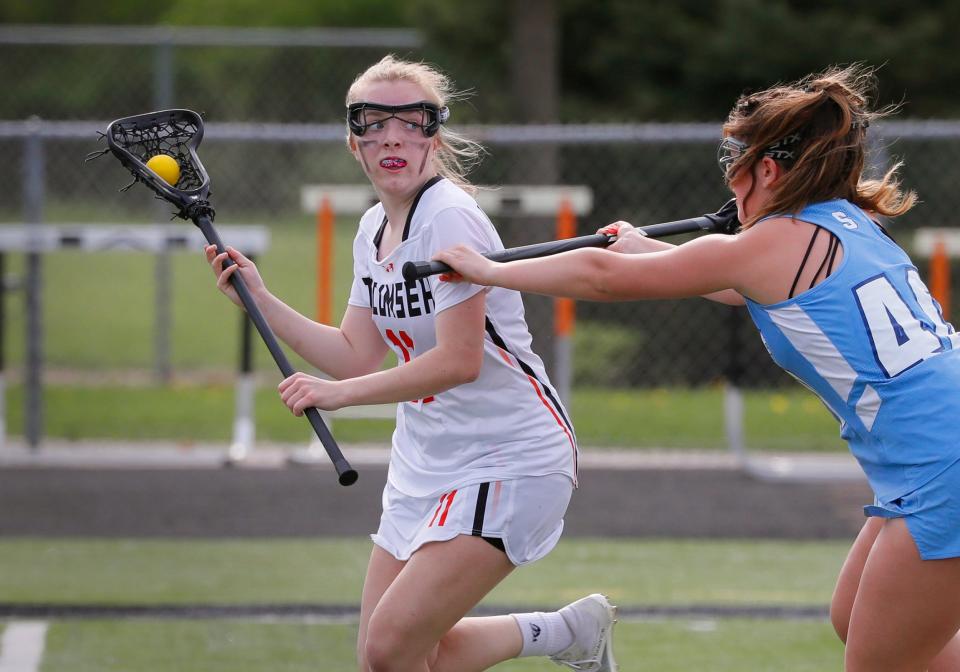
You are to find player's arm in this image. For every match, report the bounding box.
[256,299,390,380]
[278,291,485,413]
[435,229,759,302]
[603,222,745,306]
[335,291,485,405]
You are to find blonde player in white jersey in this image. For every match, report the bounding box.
[205,55,616,672]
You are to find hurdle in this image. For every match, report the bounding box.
[296,184,593,450]
[914,227,956,320]
[0,224,269,457]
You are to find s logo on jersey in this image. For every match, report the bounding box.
[362,277,435,318]
[832,211,858,229]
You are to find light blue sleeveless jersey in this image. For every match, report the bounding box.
[745,199,960,502]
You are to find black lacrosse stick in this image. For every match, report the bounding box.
[89,109,357,486]
[403,197,742,281]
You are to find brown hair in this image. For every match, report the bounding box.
[722,64,916,227]
[346,54,484,194]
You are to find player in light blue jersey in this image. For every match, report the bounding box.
[435,64,960,671]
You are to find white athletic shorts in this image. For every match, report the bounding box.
[371,474,574,566]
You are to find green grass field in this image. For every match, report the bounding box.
[0,538,848,670]
[28,619,841,672]
[0,538,847,605]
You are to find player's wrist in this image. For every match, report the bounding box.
[248,282,271,300]
[331,379,358,409]
[250,286,279,312]
[481,260,501,287]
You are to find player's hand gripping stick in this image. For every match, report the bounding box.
[402,198,740,282]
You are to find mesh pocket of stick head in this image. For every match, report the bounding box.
[105,109,211,212]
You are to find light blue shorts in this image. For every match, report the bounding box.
[864,458,960,560]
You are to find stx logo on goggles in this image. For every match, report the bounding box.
[717,132,802,178]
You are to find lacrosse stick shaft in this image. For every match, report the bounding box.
[402,210,727,281]
[194,215,358,486]
[402,234,611,282]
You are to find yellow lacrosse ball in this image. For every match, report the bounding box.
[145,153,181,186]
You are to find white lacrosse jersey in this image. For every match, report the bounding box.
[347,177,578,497]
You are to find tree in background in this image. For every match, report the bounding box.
[4,0,960,121]
[415,0,960,121]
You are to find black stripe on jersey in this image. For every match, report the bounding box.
[373,214,388,249]
[402,176,444,241]
[483,317,575,437]
[472,482,490,536]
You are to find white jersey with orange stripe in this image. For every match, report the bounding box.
[347,177,578,498]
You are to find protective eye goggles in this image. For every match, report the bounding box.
[347,101,450,138]
[717,132,802,178]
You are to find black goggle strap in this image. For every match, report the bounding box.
[763,132,802,162]
[347,102,450,137]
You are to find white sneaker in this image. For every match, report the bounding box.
[549,593,618,671]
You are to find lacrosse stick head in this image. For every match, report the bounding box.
[707,198,741,235]
[104,109,213,220]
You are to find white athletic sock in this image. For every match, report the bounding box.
[511,610,574,657]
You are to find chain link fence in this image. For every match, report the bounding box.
[0,24,423,122]
[2,27,959,449]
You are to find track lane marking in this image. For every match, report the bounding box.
[0,621,48,672]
